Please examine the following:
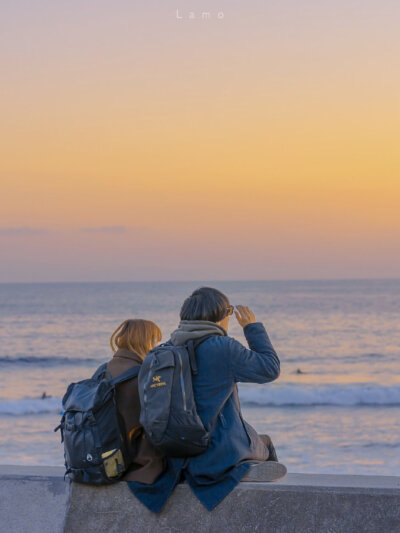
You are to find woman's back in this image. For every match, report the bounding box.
[107,318,164,484]
[107,347,164,484]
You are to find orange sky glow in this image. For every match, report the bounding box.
[0,0,399,281]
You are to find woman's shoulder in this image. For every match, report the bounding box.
[107,349,141,379]
[112,348,142,363]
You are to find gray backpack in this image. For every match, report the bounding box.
[55,363,140,484]
[138,337,211,457]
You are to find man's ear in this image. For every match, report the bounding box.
[217,316,229,331]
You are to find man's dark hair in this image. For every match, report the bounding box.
[180,287,230,322]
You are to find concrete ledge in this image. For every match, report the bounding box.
[1,465,400,533]
[0,466,70,533]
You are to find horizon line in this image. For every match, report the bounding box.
[0,277,399,285]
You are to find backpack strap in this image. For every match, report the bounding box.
[187,340,198,375]
[110,365,140,386]
[92,362,108,380]
[186,335,215,375]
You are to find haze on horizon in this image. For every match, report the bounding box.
[1,0,399,282]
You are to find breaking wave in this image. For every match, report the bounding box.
[2,383,400,416]
[0,356,102,367]
[0,397,62,416]
[238,384,400,407]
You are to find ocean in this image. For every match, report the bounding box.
[0,280,399,475]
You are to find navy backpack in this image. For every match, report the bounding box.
[55,363,140,484]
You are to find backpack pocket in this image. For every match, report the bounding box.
[102,448,125,479]
[63,411,101,469]
[140,350,175,444]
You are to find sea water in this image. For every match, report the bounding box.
[0,280,399,475]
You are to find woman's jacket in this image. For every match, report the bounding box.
[106,348,164,483]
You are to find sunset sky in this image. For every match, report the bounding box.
[1,0,399,281]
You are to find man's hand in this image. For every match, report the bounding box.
[234,305,256,328]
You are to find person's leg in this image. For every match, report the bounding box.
[242,459,287,482]
[259,434,278,462]
[242,433,286,482]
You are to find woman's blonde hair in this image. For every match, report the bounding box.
[110,319,162,360]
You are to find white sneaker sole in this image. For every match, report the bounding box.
[242,461,287,482]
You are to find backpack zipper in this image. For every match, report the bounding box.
[176,350,187,411]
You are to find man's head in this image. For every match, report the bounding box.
[180,287,234,331]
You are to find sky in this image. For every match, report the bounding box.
[0,0,399,281]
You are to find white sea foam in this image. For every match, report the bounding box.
[0,397,62,416]
[1,384,400,416]
[238,384,400,407]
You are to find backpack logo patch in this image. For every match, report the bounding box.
[150,376,167,389]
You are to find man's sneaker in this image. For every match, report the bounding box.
[242,461,287,482]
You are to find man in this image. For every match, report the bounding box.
[128,286,286,512]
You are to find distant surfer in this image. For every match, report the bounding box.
[41,392,52,399]
[295,368,306,374]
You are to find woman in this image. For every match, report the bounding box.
[107,318,164,483]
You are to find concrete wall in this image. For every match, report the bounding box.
[1,465,400,533]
